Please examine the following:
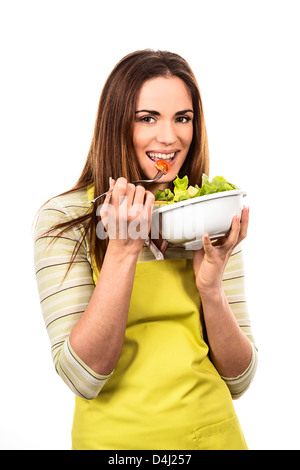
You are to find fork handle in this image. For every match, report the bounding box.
[90,189,112,204]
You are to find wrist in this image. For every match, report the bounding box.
[198,284,224,303]
[107,239,142,260]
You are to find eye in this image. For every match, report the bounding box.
[140,116,156,124]
[176,116,192,124]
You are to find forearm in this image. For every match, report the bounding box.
[69,241,139,375]
[200,287,253,378]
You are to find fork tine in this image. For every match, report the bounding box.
[131,168,165,184]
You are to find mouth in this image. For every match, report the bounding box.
[146,151,179,165]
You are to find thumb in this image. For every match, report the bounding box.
[202,234,214,260]
[109,177,116,190]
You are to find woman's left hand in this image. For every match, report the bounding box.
[193,207,249,294]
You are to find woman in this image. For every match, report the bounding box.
[34,50,258,450]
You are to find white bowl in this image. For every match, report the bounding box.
[151,190,247,250]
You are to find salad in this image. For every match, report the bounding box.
[154,174,239,205]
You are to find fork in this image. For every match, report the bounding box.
[90,167,167,204]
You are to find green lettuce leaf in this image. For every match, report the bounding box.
[155,188,174,202]
[173,175,189,202]
[199,174,219,195]
[211,176,237,191]
[154,173,239,204]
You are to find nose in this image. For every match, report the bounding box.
[155,121,177,145]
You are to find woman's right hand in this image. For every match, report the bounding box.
[98,177,155,255]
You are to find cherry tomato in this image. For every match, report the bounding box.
[154,160,171,174]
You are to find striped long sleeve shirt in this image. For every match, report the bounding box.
[33,188,258,400]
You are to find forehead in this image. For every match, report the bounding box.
[136,76,193,109]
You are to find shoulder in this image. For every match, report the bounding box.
[33,187,90,239]
[37,187,89,219]
[46,188,90,217]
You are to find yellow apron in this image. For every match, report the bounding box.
[71,185,248,450]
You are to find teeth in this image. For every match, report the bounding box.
[147,152,176,160]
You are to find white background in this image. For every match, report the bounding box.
[1,0,299,450]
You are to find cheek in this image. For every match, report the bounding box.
[132,127,150,153]
[186,127,194,147]
[179,129,193,152]
[179,122,193,143]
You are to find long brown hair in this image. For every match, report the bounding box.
[45,49,209,273]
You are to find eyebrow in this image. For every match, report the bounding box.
[135,109,194,116]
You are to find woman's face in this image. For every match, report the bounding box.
[132,76,194,193]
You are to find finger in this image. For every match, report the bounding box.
[132,184,146,205]
[144,190,155,209]
[224,215,240,248]
[99,179,115,224]
[111,177,128,205]
[239,206,249,240]
[109,177,115,190]
[125,183,136,207]
[202,233,214,259]
[234,207,249,247]
[129,186,152,228]
[144,190,155,222]
[102,177,115,205]
[138,190,155,236]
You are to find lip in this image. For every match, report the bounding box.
[146,150,180,166]
[147,149,179,154]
